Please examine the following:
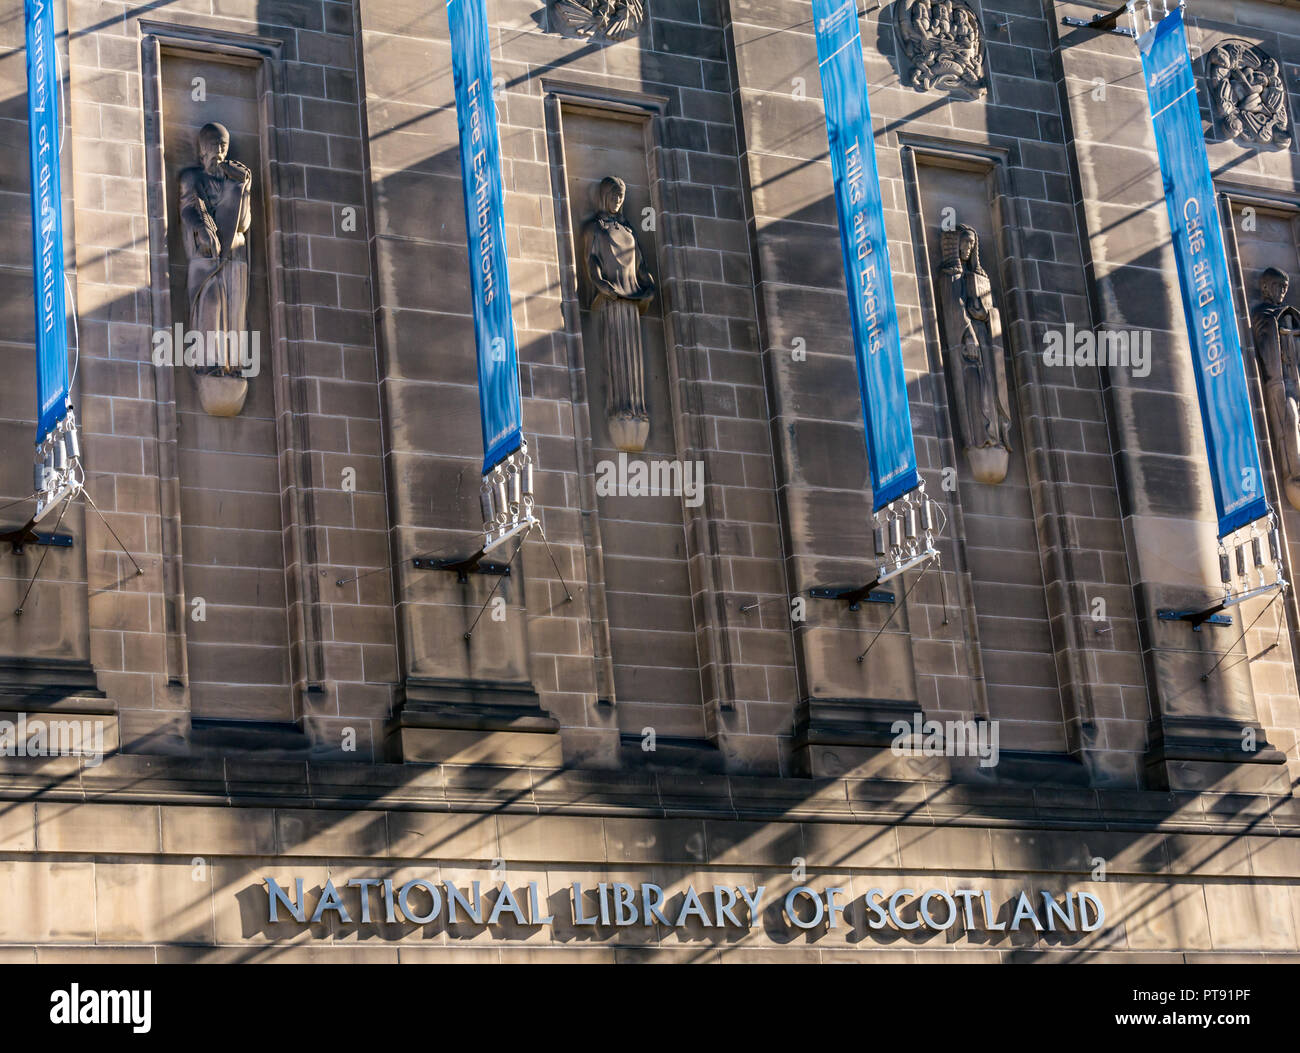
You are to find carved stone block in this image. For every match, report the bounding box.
[550,0,644,42]
[892,0,986,99]
[1207,39,1291,147]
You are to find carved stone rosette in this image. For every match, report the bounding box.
[1207,38,1292,147]
[892,0,986,98]
[550,0,645,42]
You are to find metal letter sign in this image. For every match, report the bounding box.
[810,0,919,510]
[1138,5,1268,537]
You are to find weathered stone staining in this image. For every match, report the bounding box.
[583,175,657,453]
[1207,38,1292,146]
[550,0,645,42]
[892,0,986,98]
[935,223,1012,484]
[1251,266,1300,510]
[177,121,254,417]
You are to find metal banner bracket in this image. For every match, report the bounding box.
[1157,606,1233,631]
[1062,3,1136,37]
[809,584,895,612]
[1158,576,1287,632]
[483,513,538,556]
[413,551,511,584]
[0,518,74,555]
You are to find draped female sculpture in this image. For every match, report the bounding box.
[936,224,1013,484]
[1252,266,1300,509]
[583,176,656,452]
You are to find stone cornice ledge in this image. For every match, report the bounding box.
[0,754,1296,838]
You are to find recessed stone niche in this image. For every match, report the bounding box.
[162,52,267,414]
[155,44,292,725]
[913,156,1065,753]
[1231,201,1300,512]
[560,102,707,739]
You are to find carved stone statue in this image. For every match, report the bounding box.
[178,121,254,416]
[893,0,986,98]
[583,176,656,453]
[551,0,644,42]
[1252,267,1300,510]
[1207,39,1291,147]
[936,224,1012,484]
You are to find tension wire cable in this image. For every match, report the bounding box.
[740,498,949,619]
[463,526,529,641]
[928,498,952,627]
[0,490,43,517]
[536,521,573,603]
[334,537,491,588]
[1200,587,1284,682]
[14,491,72,616]
[739,594,788,614]
[81,484,144,578]
[334,516,560,592]
[856,559,933,664]
[1261,590,1288,659]
[65,275,79,392]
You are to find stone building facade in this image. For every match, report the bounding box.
[1,0,1300,960]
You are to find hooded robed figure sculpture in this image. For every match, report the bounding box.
[583,175,656,453]
[936,223,1013,484]
[178,121,254,417]
[1252,266,1300,510]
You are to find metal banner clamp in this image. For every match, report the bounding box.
[1158,513,1290,631]
[420,440,573,604]
[811,482,943,611]
[414,443,535,583]
[871,482,941,587]
[480,441,538,556]
[33,408,84,524]
[0,409,84,555]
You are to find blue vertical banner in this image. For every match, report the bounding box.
[1139,7,1267,537]
[25,0,70,445]
[447,0,523,473]
[811,0,918,510]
